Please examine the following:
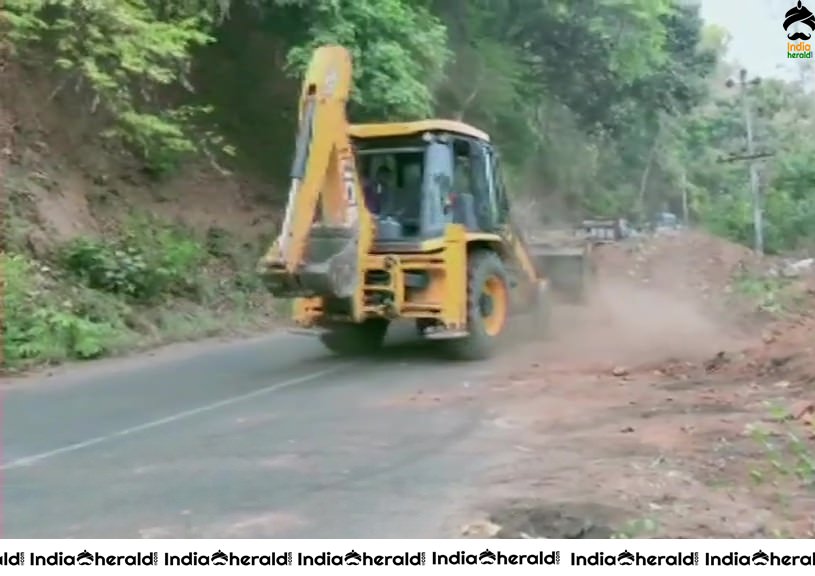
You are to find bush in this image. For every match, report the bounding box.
[3,253,121,364]
[2,213,275,368]
[60,215,208,303]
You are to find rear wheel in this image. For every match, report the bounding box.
[447,251,510,361]
[319,319,389,357]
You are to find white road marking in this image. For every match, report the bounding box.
[2,363,353,472]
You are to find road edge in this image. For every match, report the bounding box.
[0,327,294,389]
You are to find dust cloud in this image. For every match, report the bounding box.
[527,236,759,370]
[546,278,749,367]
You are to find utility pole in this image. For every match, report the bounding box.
[727,69,764,256]
[741,72,763,256]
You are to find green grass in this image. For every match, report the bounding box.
[2,211,282,371]
[730,270,809,318]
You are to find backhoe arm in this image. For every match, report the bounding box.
[258,46,374,302]
[508,223,543,285]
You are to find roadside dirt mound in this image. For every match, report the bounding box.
[701,305,814,385]
[467,231,815,538]
[639,264,815,387]
[570,231,815,406]
[539,230,762,370]
[594,230,766,317]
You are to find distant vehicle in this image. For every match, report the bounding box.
[654,212,682,234]
[581,218,625,243]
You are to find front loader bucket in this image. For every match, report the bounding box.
[529,243,593,303]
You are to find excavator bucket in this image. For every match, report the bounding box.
[527,235,593,304]
[581,219,623,243]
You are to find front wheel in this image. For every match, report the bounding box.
[446,251,510,361]
[319,319,389,357]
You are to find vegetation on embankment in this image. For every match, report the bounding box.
[2,209,282,369]
[1,1,813,368]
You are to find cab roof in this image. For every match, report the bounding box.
[349,119,490,143]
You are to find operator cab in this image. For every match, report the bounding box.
[351,122,511,251]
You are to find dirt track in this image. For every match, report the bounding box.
[459,231,815,538]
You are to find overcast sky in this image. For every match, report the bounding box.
[699,0,812,82]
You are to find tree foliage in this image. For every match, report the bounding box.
[2,0,220,173]
[687,78,815,253]
[285,0,450,120]
[1,0,812,252]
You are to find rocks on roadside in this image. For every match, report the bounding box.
[779,258,814,278]
[704,351,729,372]
[460,520,501,538]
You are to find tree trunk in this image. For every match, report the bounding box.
[455,82,481,121]
[637,126,661,220]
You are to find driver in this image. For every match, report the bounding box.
[367,165,398,216]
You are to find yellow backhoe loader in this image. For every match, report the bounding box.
[257,45,587,360]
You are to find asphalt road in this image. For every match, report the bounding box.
[2,325,506,538]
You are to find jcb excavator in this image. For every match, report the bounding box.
[257,45,567,360]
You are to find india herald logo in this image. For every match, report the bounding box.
[784,1,814,57]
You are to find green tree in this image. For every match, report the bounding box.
[1,0,221,174]
[285,0,450,121]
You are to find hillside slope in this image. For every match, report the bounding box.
[1,61,285,370]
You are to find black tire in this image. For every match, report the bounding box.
[447,251,511,361]
[319,319,389,357]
